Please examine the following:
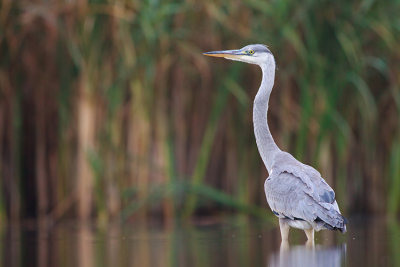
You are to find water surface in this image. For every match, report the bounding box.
[1,217,399,267]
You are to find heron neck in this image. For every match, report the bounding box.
[253,63,280,173]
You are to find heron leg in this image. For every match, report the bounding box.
[304,228,314,247]
[280,239,289,251]
[279,219,290,242]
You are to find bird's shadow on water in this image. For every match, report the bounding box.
[268,242,347,267]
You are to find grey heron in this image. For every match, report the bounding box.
[203,44,347,244]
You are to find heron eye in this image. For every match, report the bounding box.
[248,50,255,55]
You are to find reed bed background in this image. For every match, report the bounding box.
[0,0,399,224]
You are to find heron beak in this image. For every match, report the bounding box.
[203,49,245,60]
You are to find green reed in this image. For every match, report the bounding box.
[0,0,399,222]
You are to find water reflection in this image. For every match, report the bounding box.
[1,217,399,267]
[269,243,346,267]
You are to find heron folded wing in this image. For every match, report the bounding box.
[271,151,335,204]
[265,170,345,230]
[265,171,316,222]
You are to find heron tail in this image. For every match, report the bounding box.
[315,206,348,233]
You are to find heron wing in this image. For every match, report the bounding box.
[271,152,336,205]
[265,171,345,229]
[265,152,345,229]
[265,171,315,221]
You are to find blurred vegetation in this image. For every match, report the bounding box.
[0,0,399,223]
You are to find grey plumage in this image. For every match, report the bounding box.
[265,152,346,232]
[204,44,347,242]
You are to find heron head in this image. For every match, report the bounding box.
[203,44,273,65]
